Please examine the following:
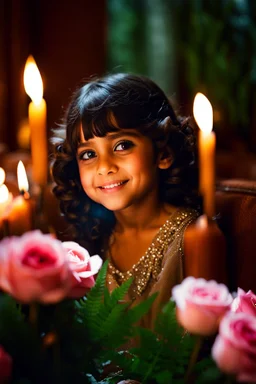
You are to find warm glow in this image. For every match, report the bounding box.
[0,168,5,185]
[196,214,208,229]
[24,55,43,105]
[0,184,10,204]
[17,161,29,192]
[193,93,213,134]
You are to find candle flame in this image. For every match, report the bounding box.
[24,55,43,105]
[196,214,209,229]
[17,161,29,193]
[193,93,213,134]
[0,184,10,204]
[0,167,5,185]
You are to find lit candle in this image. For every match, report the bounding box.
[184,96,227,283]
[0,184,13,238]
[7,162,33,235]
[0,167,5,186]
[24,55,48,187]
[17,161,29,198]
[0,185,13,216]
[193,93,215,218]
[0,168,13,219]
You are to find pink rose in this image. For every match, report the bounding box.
[0,231,72,304]
[117,381,141,384]
[231,288,256,317]
[212,312,256,382]
[172,277,233,335]
[0,346,12,383]
[62,241,102,298]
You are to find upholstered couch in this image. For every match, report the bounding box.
[216,179,256,293]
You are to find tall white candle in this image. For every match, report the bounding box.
[193,93,215,218]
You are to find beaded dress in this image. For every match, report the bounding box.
[106,207,198,330]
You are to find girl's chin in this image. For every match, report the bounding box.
[100,198,133,212]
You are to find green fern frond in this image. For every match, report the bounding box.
[131,327,159,360]
[80,273,133,343]
[104,277,133,309]
[84,276,157,347]
[99,302,130,339]
[89,301,130,343]
[102,293,159,348]
[126,292,157,324]
[80,261,108,321]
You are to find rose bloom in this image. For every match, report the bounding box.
[0,346,12,383]
[172,277,233,335]
[117,381,141,384]
[231,288,256,317]
[62,241,102,298]
[212,312,256,382]
[0,231,72,304]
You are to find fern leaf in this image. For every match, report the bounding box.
[90,301,130,343]
[126,292,157,324]
[80,261,108,322]
[105,277,133,308]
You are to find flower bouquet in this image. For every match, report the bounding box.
[0,230,255,384]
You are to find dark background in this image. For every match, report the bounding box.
[0,0,106,152]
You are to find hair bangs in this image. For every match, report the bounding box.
[80,109,122,140]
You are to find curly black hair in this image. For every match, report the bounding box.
[51,73,200,255]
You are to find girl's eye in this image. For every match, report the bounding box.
[79,150,96,161]
[114,140,134,151]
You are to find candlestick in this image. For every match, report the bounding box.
[193,93,215,218]
[184,215,227,284]
[24,55,48,187]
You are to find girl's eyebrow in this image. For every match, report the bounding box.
[107,131,141,140]
[77,130,140,150]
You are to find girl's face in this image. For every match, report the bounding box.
[76,128,167,213]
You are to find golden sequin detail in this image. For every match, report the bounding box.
[108,208,197,299]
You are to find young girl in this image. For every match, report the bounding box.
[51,73,200,329]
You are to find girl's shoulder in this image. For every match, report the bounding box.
[165,206,199,232]
[149,206,198,259]
[159,206,199,248]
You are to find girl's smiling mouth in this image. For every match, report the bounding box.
[98,180,128,191]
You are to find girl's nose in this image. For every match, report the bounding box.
[97,156,118,176]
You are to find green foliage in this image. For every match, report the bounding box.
[174,0,256,139]
[108,0,256,143]
[107,0,147,74]
[0,262,223,383]
[104,300,197,383]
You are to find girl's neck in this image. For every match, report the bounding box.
[114,201,176,234]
